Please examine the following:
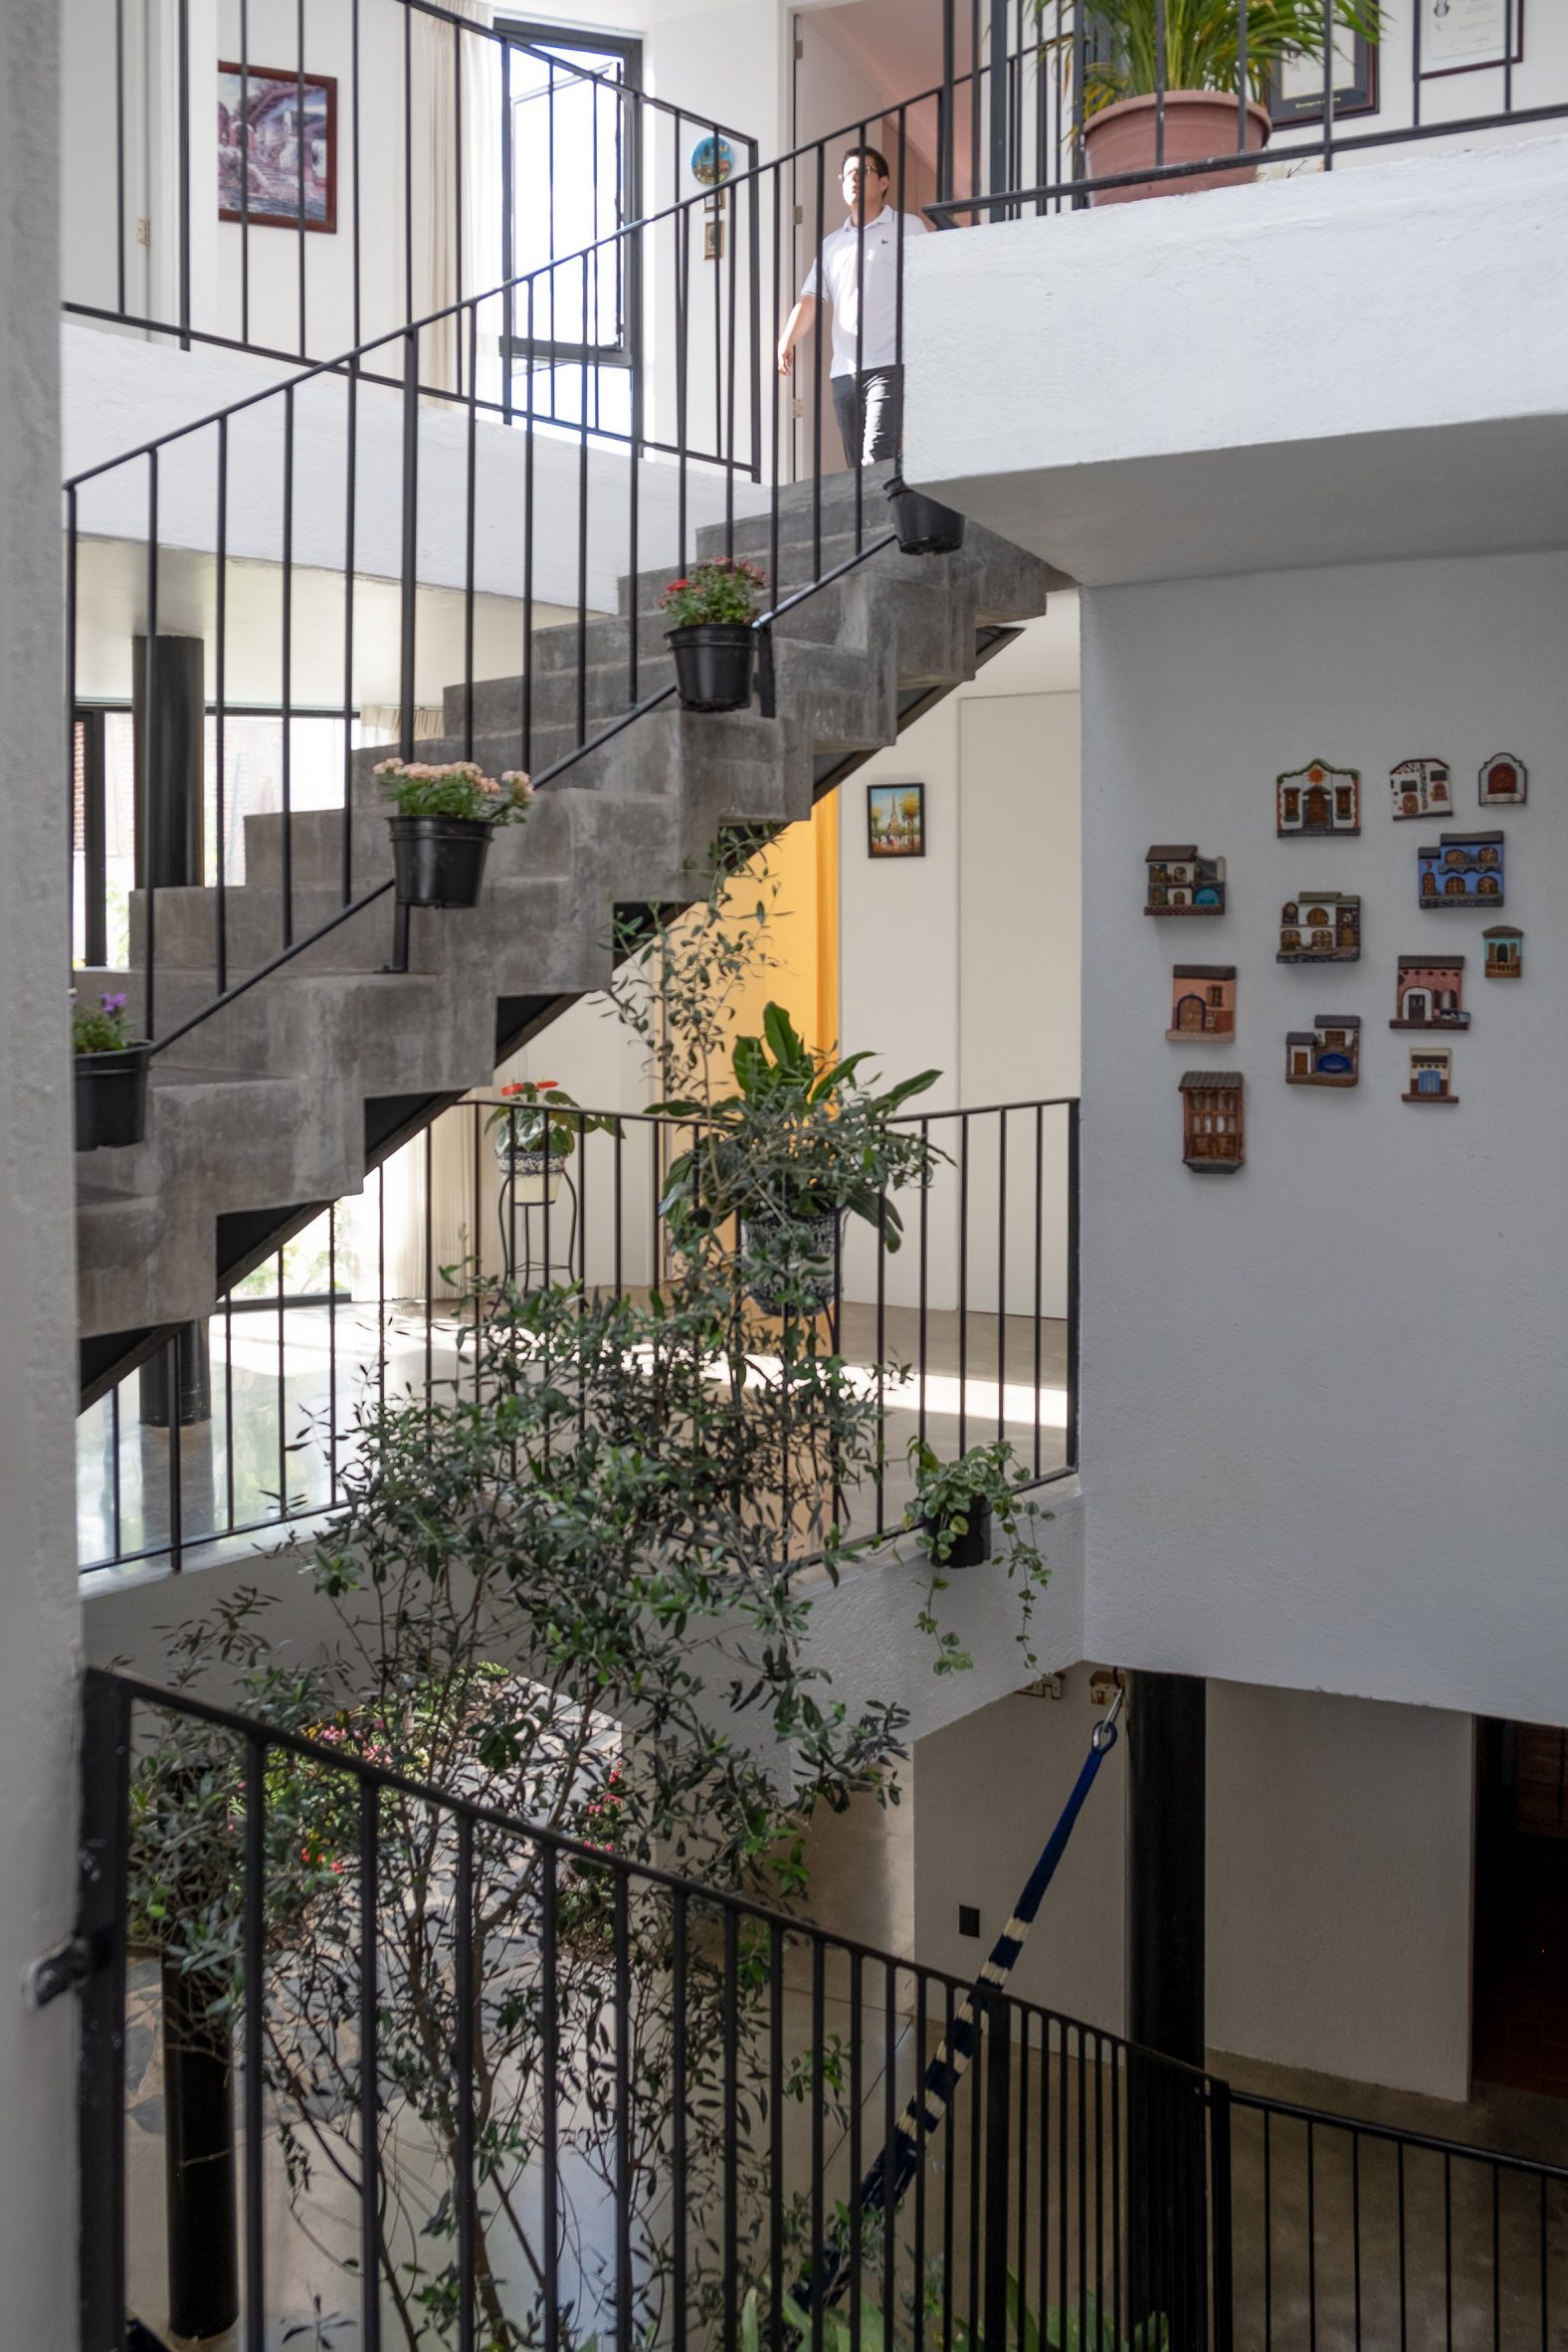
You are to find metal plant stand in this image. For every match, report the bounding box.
[497,1164,580,1291]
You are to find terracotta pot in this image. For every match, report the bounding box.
[1082,92,1271,207]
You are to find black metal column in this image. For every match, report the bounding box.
[131,633,204,890]
[1126,1670,1208,2348]
[132,636,212,1427]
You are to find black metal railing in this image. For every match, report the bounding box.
[63,0,752,409]
[64,62,997,1074]
[77,1095,1078,1575]
[928,0,1566,223]
[76,1665,1221,2352]
[73,1666,1568,2352]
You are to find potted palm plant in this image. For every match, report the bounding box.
[662,557,767,713]
[73,987,151,1151]
[1036,0,1380,206]
[483,1079,619,1205]
[373,758,532,908]
[653,1002,940,1316]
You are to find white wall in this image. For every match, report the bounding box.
[914,1677,1475,2100]
[1078,550,1568,1732]
[0,0,87,2327]
[839,610,1080,1314]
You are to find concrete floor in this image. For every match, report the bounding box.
[78,1299,1070,1575]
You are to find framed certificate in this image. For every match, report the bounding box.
[1269,32,1378,124]
[1417,0,1524,79]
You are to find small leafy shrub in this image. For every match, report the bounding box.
[483,1078,619,1161]
[904,1438,1052,1674]
[661,556,767,629]
[72,988,137,1053]
[373,758,533,824]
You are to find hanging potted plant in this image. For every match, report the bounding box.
[1036,0,1380,206]
[904,1438,1053,1676]
[661,557,767,713]
[653,1002,941,1317]
[374,759,533,909]
[483,1079,620,1206]
[73,987,152,1152]
[885,476,967,557]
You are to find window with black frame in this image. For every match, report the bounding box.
[498,20,644,444]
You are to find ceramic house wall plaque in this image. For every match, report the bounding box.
[1285,1016,1361,1087]
[1403,1047,1457,1105]
[1483,923,1523,978]
[1277,760,1360,838]
[1168,965,1237,1040]
[1145,846,1226,916]
[1180,1072,1245,1170]
[1418,832,1504,907]
[1390,954,1470,1029]
[1478,753,1527,808]
[1277,892,1361,962]
[1390,758,1452,821]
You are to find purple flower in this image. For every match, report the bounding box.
[101,992,127,1014]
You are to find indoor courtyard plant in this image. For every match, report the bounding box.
[662,556,767,712]
[373,757,533,908]
[1036,0,1381,205]
[73,986,151,1151]
[484,1077,620,1205]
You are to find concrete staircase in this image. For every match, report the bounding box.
[76,466,1052,1374]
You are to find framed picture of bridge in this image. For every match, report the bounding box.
[867,782,925,859]
[218,62,338,233]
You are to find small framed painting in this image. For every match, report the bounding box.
[219,62,338,232]
[1270,32,1379,124]
[867,782,924,859]
[1417,0,1523,79]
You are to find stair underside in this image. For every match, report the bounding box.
[77,465,1052,1403]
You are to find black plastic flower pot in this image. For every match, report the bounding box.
[389,815,492,908]
[74,1042,151,1152]
[885,478,967,555]
[668,624,756,713]
[921,1500,992,1569]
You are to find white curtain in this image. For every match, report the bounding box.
[414,0,504,401]
[358,704,447,748]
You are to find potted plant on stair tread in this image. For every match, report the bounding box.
[484,1078,620,1205]
[374,757,532,908]
[73,987,152,1151]
[662,557,766,713]
[653,1001,941,1316]
[1036,0,1381,205]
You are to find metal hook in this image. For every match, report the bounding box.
[1091,1678,1125,1753]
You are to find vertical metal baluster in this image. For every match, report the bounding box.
[1396,2137,1407,2352]
[239,5,252,340]
[675,115,688,571]
[224,1289,235,1531]
[770,1923,785,2352]
[875,1191,887,1532]
[66,493,79,951]
[501,41,513,427]
[745,145,762,482]
[882,1962,897,2344]
[724,129,739,545]
[1155,0,1167,172]
[1412,0,1424,127]
[78,1673,132,2349]
[1057,2013,1068,2334]
[942,1984,955,2352]
[243,1729,267,2351]
[522,275,535,773]
[1491,2162,1501,2352]
[177,0,191,343]
[769,159,781,574]
[852,116,866,543]
[342,355,358,902]
[968,1991,983,2347]
[403,1,413,335]
[1066,1099,1080,1471]
[1110,2043,1121,2339]
[464,304,478,756]
[1321,0,1334,170]
[849,1953,864,2329]
[358,1779,381,2350]
[276,1246,287,1517]
[455,1814,476,2352]
[294,0,305,352]
[672,1886,688,2348]
[577,253,590,748]
[812,140,825,577]
[168,1337,183,1568]
[542,1844,560,2352]
[1539,2174,1548,2352]
[1445,2151,1455,2352]
[1504,0,1516,114]
[917,1115,930,1449]
[1033,1103,1044,1475]
[1077,2025,1087,2346]
[1264,2108,1273,2346]
[996,1108,1007,1446]
[958,1111,970,1455]
[400,330,419,763]
[282,385,295,946]
[144,454,158,1040]
[811,1939,826,2352]
[377,1162,387,1416]
[214,422,228,988]
[970,0,982,212]
[110,1383,123,1559]
[113,0,127,314]
[327,1204,338,1501]
[722,1908,739,2352]
[349,0,361,345]
[1094,2032,1104,2349]
[1308,2117,1318,2349]
[1352,2129,1363,2349]
[914,1973,929,2352]
[453,21,464,400]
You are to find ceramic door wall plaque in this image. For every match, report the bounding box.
[1418,832,1504,907]
[1146,846,1226,916]
[1403,1047,1458,1105]
[1285,1016,1361,1088]
[1478,754,1526,808]
[1390,954,1470,1029]
[1168,965,1236,1040]
[1277,892,1361,962]
[1180,1072,1245,1171]
[1390,758,1452,821]
[1483,923,1523,978]
[1277,760,1361,838]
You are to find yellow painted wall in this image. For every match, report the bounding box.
[715,794,840,1059]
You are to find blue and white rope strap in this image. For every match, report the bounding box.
[804,1690,1124,2312]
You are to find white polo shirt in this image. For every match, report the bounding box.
[800,209,927,379]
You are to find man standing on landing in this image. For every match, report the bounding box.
[776,146,927,470]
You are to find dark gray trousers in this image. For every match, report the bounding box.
[831,363,903,468]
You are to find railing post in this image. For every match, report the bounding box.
[987,0,1009,213]
[1210,2075,1236,2352]
[1067,1095,1080,1471]
[78,1669,132,2352]
[983,1990,1011,2352]
[399,328,419,762]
